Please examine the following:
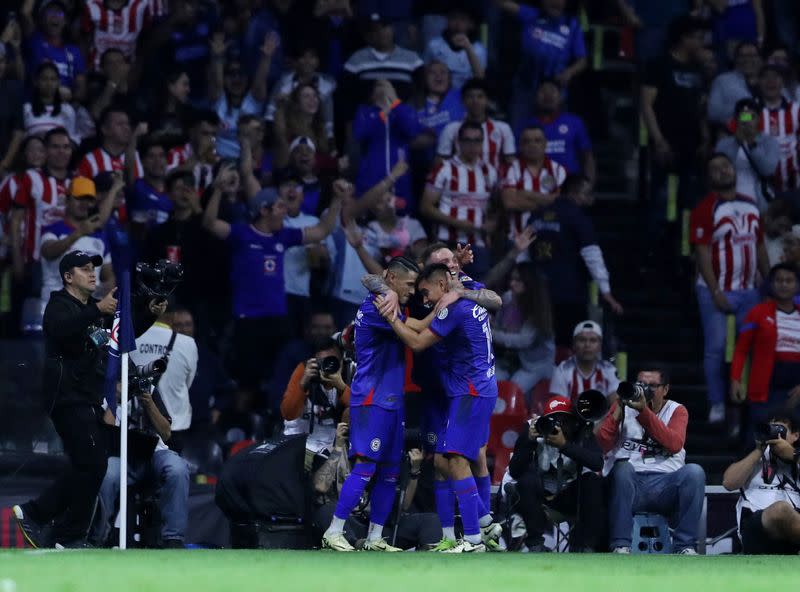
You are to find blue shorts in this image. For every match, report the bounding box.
[420,393,448,454]
[348,405,404,463]
[440,395,497,461]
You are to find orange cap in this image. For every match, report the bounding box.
[70,176,96,199]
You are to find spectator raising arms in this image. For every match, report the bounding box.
[208,32,277,159]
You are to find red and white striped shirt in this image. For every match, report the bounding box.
[549,357,620,401]
[427,156,498,247]
[776,309,800,362]
[81,0,152,69]
[760,101,800,192]
[78,147,143,180]
[690,192,763,292]
[437,118,516,172]
[0,174,20,259]
[12,169,71,262]
[502,157,566,236]
[166,143,216,192]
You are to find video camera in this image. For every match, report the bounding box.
[618,381,655,404]
[135,260,183,300]
[535,389,608,436]
[755,422,788,442]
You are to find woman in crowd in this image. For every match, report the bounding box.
[23,63,78,143]
[731,263,800,437]
[148,70,192,137]
[273,82,331,169]
[493,262,556,405]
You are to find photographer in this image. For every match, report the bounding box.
[13,251,119,549]
[130,306,198,454]
[281,338,350,461]
[93,378,189,549]
[722,412,800,554]
[597,368,706,554]
[312,419,443,550]
[508,396,605,552]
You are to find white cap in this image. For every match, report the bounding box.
[289,136,316,153]
[573,320,602,339]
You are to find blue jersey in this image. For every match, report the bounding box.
[227,223,303,318]
[429,299,498,399]
[517,6,586,90]
[128,180,172,228]
[350,296,406,410]
[519,112,592,174]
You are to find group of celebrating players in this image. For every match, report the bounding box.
[322,243,504,553]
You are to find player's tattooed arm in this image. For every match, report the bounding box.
[361,274,390,294]
[457,287,503,312]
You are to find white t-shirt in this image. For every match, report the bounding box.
[364,216,426,262]
[327,220,380,305]
[214,92,265,158]
[282,384,338,454]
[736,447,800,536]
[130,323,197,431]
[283,212,334,297]
[776,309,800,353]
[40,222,110,304]
[423,37,487,90]
[24,102,79,143]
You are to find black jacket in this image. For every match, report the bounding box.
[42,289,109,408]
[42,289,158,409]
[508,421,603,482]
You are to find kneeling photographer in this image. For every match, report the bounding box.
[508,394,606,552]
[92,364,189,549]
[723,411,800,554]
[281,338,352,465]
[597,367,706,554]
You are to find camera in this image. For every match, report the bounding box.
[318,355,341,375]
[618,381,654,404]
[535,415,561,437]
[128,357,168,394]
[136,260,183,300]
[754,422,788,442]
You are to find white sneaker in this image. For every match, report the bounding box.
[677,547,698,555]
[362,538,403,552]
[442,539,486,553]
[480,521,503,551]
[322,532,355,552]
[612,546,631,554]
[708,403,725,424]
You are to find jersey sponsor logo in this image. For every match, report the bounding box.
[250,243,263,250]
[264,255,277,274]
[437,308,449,320]
[370,438,381,452]
[471,304,488,322]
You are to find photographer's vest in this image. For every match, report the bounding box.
[282,385,338,455]
[737,447,800,534]
[602,400,686,476]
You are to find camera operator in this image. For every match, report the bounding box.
[281,338,351,464]
[92,377,190,549]
[13,251,119,549]
[130,306,198,454]
[508,396,605,552]
[723,412,800,554]
[596,367,706,554]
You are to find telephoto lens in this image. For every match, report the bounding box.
[534,415,560,437]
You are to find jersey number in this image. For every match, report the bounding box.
[482,322,494,365]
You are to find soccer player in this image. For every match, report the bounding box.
[322,256,422,552]
[380,263,500,553]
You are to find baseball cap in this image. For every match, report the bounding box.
[70,176,96,199]
[573,320,602,339]
[250,187,279,218]
[362,11,389,28]
[289,136,316,153]
[542,396,574,417]
[39,0,67,15]
[59,250,103,280]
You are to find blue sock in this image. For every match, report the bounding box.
[333,462,376,521]
[368,464,399,527]
[452,476,481,537]
[434,479,455,528]
[475,475,492,517]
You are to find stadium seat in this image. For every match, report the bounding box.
[555,346,573,365]
[229,439,256,457]
[529,380,552,416]
[487,413,527,485]
[494,380,528,418]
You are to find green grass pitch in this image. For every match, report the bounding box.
[1,550,799,592]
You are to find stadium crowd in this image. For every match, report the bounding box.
[2,0,800,555]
